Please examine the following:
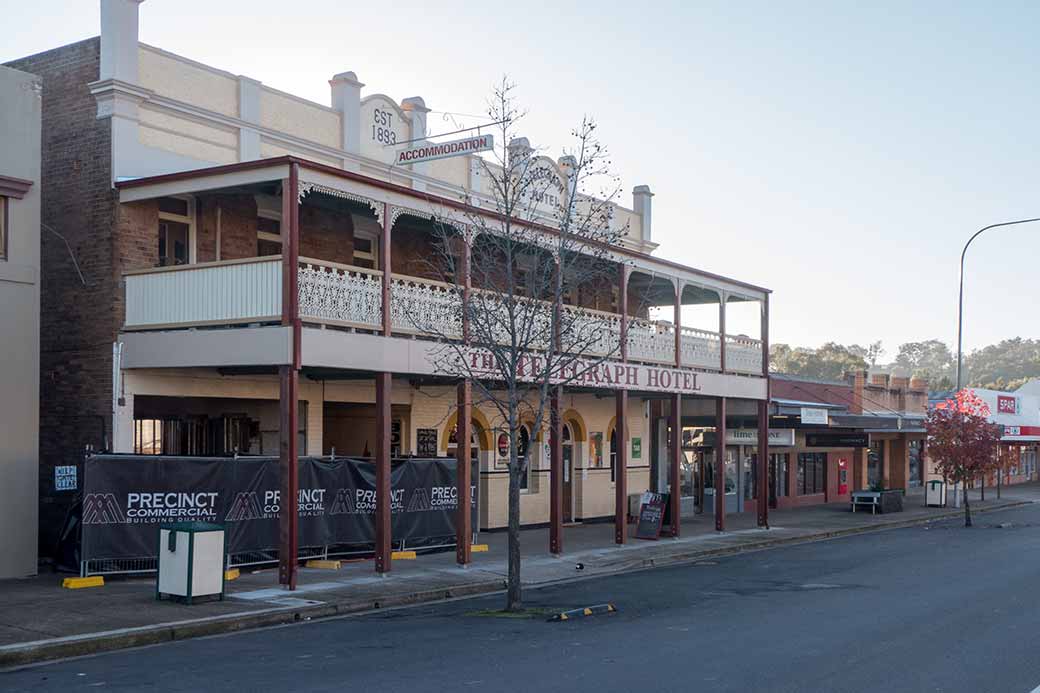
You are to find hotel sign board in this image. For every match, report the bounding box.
[396,134,494,166]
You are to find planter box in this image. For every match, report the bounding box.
[879,489,903,514]
[850,489,904,514]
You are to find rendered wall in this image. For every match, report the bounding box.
[0,65,42,578]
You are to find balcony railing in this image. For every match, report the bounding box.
[123,256,282,329]
[123,257,764,375]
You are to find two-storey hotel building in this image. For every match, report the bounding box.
[9,0,772,572]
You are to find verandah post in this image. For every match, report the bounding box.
[456,380,472,566]
[715,396,727,532]
[374,371,392,574]
[278,162,301,589]
[670,393,682,537]
[550,386,563,554]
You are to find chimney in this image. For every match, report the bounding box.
[507,137,533,169]
[330,71,364,169]
[871,373,889,387]
[633,185,653,243]
[557,155,577,202]
[401,96,431,190]
[100,0,144,83]
[848,370,866,414]
[909,376,927,392]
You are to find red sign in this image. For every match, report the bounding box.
[497,433,509,457]
[837,458,849,495]
[998,396,1017,415]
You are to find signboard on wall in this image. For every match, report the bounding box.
[806,432,869,448]
[631,437,642,459]
[416,428,438,457]
[800,407,829,425]
[998,395,1018,415]
[703,429,796,447]
[55,465,77,491]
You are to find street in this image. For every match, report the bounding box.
[5,503,1040,693]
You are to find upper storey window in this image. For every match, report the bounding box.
[158,197,194,267]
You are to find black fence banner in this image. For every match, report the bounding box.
[82,455,479,563]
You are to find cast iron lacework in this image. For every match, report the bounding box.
[297,180,384,226]
[298,262,382,328]
[390,276,463,338]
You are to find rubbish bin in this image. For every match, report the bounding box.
[157,521,226,604]
[925,480,946,508]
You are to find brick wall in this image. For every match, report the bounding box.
[300,204,353,264]
[196,194,258,261]
[6,38,119,557]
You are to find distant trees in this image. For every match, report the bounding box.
[925,390,1003,527]
[770,342,869,381]
[893,340,955,390]
[964,338,1040,391]
[771,337,1040,393]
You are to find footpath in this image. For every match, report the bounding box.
[2,484,1037,669]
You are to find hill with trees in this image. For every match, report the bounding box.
[770,338,1040,393]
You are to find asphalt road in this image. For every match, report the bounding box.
[6,503,1040,693]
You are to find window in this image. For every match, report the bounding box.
[158,196,194,267]
[609,429,618,483]
[772,453,789,498]
[867,441,884,489]
[797,452,825,495]
[353,233,378,269]
[0,196,7,260]
[908,440,923,487]
[257,214,281,257]
[447,421,480,462]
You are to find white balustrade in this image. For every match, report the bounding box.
[124,257,282,329]
[725,335,765,374]
[124,256,760,379]
[297,260,382,329]
[390,274,462,338]
[681,326,722,370]
[563,305,621,357]
[627,318,677,364]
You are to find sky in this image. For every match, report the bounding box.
[5,0,1039,356]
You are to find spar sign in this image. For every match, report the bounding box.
[396,134,493,165]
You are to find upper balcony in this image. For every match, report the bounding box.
[115,157,769,392]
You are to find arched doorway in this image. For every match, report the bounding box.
[447,418,488,467]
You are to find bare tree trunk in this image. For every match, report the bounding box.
[980,474,985,501]
[506,407,522,612]
[997,460,1002,499]
[963,480,972,527]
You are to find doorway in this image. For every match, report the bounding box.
[562,423,574,522]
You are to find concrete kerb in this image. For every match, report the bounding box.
[1,499,1031,670]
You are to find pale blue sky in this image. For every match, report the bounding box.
[6,1,1039,354]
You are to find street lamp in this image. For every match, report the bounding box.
[956,217,1040,390]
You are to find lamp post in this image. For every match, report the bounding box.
[956,218,1040,390]
[954,217,1040,508]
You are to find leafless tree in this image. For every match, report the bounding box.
[401,78,639,611]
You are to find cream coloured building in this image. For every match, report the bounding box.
[10,1,772,574]
[0,65,41,578]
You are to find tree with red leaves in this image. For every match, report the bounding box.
[926,389,1003,527]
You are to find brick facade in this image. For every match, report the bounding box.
[6,39,119,556]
